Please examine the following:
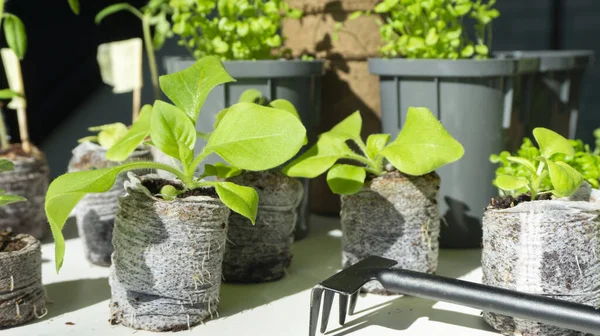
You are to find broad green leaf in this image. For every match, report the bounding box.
[202,163,242,179]
[283,134,354,178]
[151,101,196,166]
[366,134,390,159]
[381,107,464,175]
[3,14,27,59]
[106,105,152,161]
[0,159,14,172]
[475,44,489,56]
[0,89,20,99]
[159,56,235,122]
[202,181,258,224]
[88,123,128,149]
[533,127,575,159]
[506,156,537,174]
[238,89,265,104]
[206,102,306,171]
[494,175,529,191]
[0,193,26,206]
[269,99,301,120]
[68,0,80,15]
[95,3,142,24]
[197,131,212,141]
[547,160,583,197]
[326,164,366,195]
[213,108,229,129]
[328,111,362,141]
[45,163,147,271]
[461,45,474,58]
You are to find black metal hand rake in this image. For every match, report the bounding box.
[309,256,600,336]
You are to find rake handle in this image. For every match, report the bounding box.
[378,269,600,334]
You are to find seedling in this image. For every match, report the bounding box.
[283,107,464,195]
[349,0,499,59]
[45,56,306,271]
[492,128,583,200]
[156,0,302,60]
[0,159,26,206]
[77,123,129,150]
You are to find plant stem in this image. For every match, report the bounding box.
[0,107,8,151]
[142,12,160,100]
[125,161,193,187]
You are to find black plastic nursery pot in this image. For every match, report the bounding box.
[109,174,229,332]
[67,142,153,266]
[482,188,600,335]
[223,170,303,283]
[369,56,539,249]
[495,50,594,141]
[0,145,50,240]
[340,171,440,295]
[0,233,45,327]
[164,57,324,242]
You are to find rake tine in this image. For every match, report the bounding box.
[309,287,324,336]
[339,294,349,325]
[349,291,359,315]
[320,291,334,333]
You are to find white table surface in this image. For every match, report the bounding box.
[5,215,500,336]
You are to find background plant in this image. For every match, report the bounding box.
[283,107,464,195]
[77,123,129,150]
[45,56,306,272]
[0,159,26,206]
[147,0,302,60]
[492,128,583,200]
[491,130,600,194]
[349,0,499,59]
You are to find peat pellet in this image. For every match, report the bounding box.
[482,199,600,336]
[223,171,303,283]
[109,174,230,331]
[0,233,46,327]
[68,142,152,266]
[0,145,49,239]
[341,171,440,294]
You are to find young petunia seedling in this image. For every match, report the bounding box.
[283,107,464,195]
[492,128,583,200]
[45,56,307,272]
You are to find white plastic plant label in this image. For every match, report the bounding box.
[0,48,26,109]
[97,38,143,94]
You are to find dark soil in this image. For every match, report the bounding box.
[0,231,27,252]
[489,193,553,210]
[0,143,42,161]
[142,178,217,199]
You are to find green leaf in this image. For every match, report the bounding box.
[366,133,390,159]
[203,181,258,224]
[326,164,366,195]
[106,105,152,161]
[151,101,196,166]
[159,56,235,122]
[269,99,301,120]
[475,44,489,56]
[68,0,80,15]
[88,123,128,150]
[381,107,464,175]
[506,156,537,174]
[0,159,14,172]
[328,111,362,141]
[283,134,354,178]
[45,163,146,271]
[206,102,306,171]
[0,193,26,207]
[533,127,575,159]
[0,89,21,99]
[238,89,265,104]
[494,175,529,191]
[202,163,242,179]
[3,14,27,60]
[425,28,439,46]
[461,45,474,58]
[95,3,142,24]
[77,136,98,144]
[348,11,363,20]
[547,160,583,197]
[213,108,229,129]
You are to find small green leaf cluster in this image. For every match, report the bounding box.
[45,56,306,271]
[0,159,26,206]
[491,128,584,200]
[283,107,464,195]
[77,123,129,150]
[350,0,499,59]
[146,0,302,60]
[492,130,600,193]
